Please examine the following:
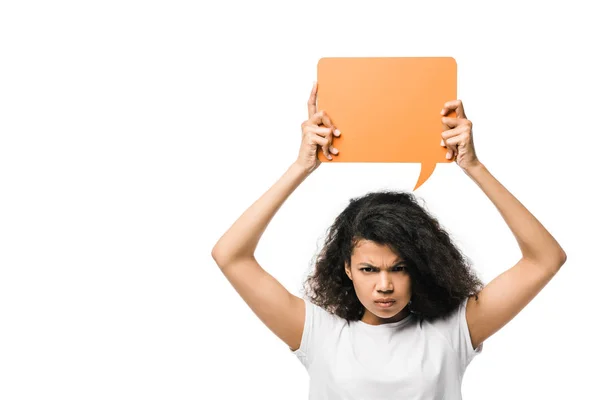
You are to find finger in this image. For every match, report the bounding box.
[310,133,332,160]
[440,100,467,119]
[443,147,455,160]
[440,127,463,141]
[444,134,467,160]
[444,134,466,147]
[441,117,463,129]
[309,110,337,132]
[305,125,334,138]
[440,126,458,150]
[307,82,318,119]
[441,125,470,159]
[440,138,456,159]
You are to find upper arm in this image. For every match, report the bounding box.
[466,256,566,350]
[216,256,306,351]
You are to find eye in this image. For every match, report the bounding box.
[359,266,407,273]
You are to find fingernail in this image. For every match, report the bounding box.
[440,139,444,146]
[334,129,341,136]
[440,110,445,115]
[446,152,452,159]
[332,148,339,154]
[328,155,332,160]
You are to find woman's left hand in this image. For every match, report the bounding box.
[440,100,480,170]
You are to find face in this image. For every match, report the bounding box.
[345,239,412,325]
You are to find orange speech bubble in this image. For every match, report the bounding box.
[316,57,457,191]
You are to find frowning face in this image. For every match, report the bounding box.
[345,239,412,325]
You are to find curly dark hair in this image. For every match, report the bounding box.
[301,189,484,322]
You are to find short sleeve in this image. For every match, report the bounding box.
[290,298,344,370]
[431,297,483,371]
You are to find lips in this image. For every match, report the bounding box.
[375,299,395,309]
[374,298,396,303]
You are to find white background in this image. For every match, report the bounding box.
[1,1,598,399]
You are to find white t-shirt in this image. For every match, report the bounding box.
[291,297,482,400]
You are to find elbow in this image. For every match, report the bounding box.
[211,245,252,268]
[553,244,567,267]
[524,248,567,273]
[211,246,219,261]
[550,251,567,274]
[547,249,568,273]
[211,246,226,266]
[211,244,225,266]
[557,249,567,267]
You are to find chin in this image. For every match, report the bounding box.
[374,304,407,318]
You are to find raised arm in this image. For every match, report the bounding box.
[440,100,567,350]
[211,83,341,350]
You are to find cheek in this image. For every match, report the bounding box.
[351,280,362,292]
[351,281,368,298]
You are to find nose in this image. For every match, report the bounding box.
[376,272,393,292]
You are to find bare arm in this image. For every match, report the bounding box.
[463,162,566,349]
[211,162,311,265]
[464,162,566,266]
[211,83,340,350]
[211,82,338,263]
[211,162,312,350]
[440,100,566,350]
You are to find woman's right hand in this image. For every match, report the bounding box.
[294,82,341,174]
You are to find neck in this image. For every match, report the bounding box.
[360,306,411,325]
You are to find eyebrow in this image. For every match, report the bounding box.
[358,261,407,269]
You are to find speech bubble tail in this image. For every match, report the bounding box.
[413,163,437,191]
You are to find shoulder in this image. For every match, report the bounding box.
[290,298,347,369]
[422,297,482,368]
[294,298,348,350]
[303,298,347,328]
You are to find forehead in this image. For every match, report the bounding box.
[352,239,403,261]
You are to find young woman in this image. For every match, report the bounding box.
[211,83,567,399]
